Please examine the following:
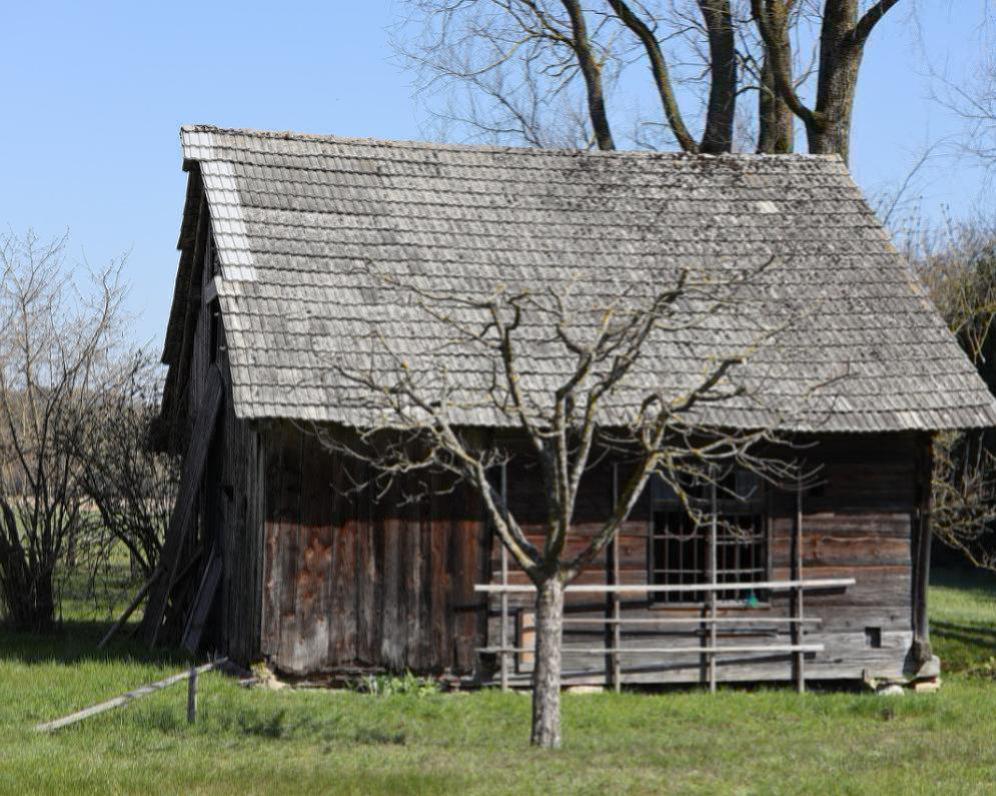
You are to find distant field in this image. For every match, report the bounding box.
[1,567,995,795]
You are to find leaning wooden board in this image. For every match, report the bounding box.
[140,364,224,646]
[35,659,227,733]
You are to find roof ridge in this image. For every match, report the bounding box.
[180,124,844,162]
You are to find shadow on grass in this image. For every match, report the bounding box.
[930,566,996,601]
[932,621,996,641]
[0,619,191,669]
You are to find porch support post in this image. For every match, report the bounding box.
[500,462,510,692]
[912,434,934,665]
[708,477,718,693]
[792,479,805,693]
[606,463,622,692]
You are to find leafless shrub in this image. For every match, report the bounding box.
[0,230,125,630]
[913,219,996,572]
[76,351,179,582]
[931,430,996,571]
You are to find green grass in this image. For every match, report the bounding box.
[928,567,996,675]
[1,569,996,795]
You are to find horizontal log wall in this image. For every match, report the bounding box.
[246,423,920,683]
[486,433,920,685]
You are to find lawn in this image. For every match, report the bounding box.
[1,568,995,795]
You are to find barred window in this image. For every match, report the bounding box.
[650,470,768,605]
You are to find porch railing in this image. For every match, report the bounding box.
[475,578,855,694]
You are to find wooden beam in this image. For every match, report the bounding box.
[181,549,223,653]
[499,463,509,692]
[35,659,227,733]
[203,275,220,306]
[792,481,805,693]
[475,578,855,594]
[141,365,224,646]
[478,644,824,655]
[707,478,718,693]
[912,434,934,663]
[608,463,621,692]
[187,666,198,724]
[97,568,163,649]
[561,617,821,625]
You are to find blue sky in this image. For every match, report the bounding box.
[0,1,989,348]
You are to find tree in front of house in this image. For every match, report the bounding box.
[317,258,814,748]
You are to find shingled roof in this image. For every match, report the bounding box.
[164,125,996,433]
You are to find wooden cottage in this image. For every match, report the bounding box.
[151,125,996,689]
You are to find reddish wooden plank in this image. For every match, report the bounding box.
[350,459,377,666]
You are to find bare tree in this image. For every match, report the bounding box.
[913,220,996,572]
[927,12,996,175]
[750,0,904,161]
[76,351,179,580]
[398,0,907,159]
[0,231,125,630]
[931,430,996,572]
[312,258,816,748]
[398,0,741,152]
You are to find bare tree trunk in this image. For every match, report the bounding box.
[699,0,736,153]
[34,574,56,631]
[808,0,864,161]
[757,3,794,154]
[758,59,794,153]
[561,0,616,151]
[751,0,901,162]
[531,575,564,749]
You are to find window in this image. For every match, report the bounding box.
[650,470,769,605]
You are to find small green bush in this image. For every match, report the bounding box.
[356,670,440,697]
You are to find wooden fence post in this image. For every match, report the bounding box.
[607,463,622,692]
[187,665,198,724]
[499,462,509,692]
[792,480,805,694]
[708,477,718,693]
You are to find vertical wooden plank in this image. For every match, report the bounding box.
[607,463,621,692]
[276,427,304,671]
[350,457,376,666]
[187,666,197,725]
[418,490,435,670]
[141,366,224,646]
[428,479,449,670]
[708,478,717,693]
[329,488,356,667]
[379,483,404,670]
[791,481,806,692]
[499,463,509,691]
[912,433,934,663]
[250,429,265,659]
[400,486,421,669]
[260,428,279,657]
[454,481,483,672]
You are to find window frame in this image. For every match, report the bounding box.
[647,471,772,607]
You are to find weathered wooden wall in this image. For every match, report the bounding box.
[255,428,923,684]
[172,187,266,662]
[200,373,265,663]
[486,432,922,685]
[260,423,488,676]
